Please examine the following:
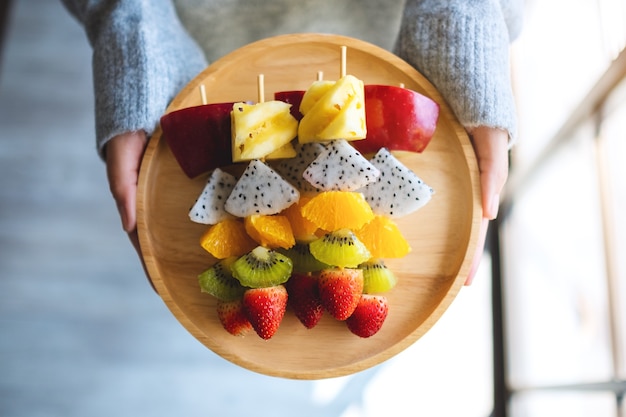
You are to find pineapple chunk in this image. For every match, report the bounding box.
[265,141,297,160]
[231,101,298,162]
[318,92,366,140]
[298,74,366,143]
[299,80,335,115]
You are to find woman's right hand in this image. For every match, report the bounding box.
[105,131,155,290]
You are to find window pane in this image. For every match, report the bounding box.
[510,390,618,417]
[512,0,611,166]
[502,126,613,388]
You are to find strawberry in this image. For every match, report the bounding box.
[318,268,364,321]
[216,299,253,336]
[346,294,389,338]
[286,272,323,329]
[242,285,288,340]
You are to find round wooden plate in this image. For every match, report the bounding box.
[137,33,481,380]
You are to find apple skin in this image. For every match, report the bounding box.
[160,102,234,178]
[356,84,439,154]
[274,90,304,121]
[274,85,439,154]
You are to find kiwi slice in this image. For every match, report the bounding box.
[198,257,246,301]
[279,242,330,274]
[359,259,398,293]
[231,245,293,288]
[309,228,371,268]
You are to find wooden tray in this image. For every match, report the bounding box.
[137,33,481,380]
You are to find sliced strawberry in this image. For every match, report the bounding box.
[242,285,288,340]
[318,268,364,321]
[286,272,323,329]
[346,294,389,338]
[216,299,253,336]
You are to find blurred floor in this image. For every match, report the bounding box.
[0,1,494,416]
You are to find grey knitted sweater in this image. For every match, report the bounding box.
[62,0,523,158]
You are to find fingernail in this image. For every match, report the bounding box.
[119,207,131,232]
[489,194,500,219]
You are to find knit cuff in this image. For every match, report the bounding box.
[396,1,518,145]
[87,1,207,159]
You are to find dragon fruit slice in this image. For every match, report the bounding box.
[271,142,325,193]
[225,159,300,217]
[188,168,237,225]
[360,148,434,218]
[302,139,380,192]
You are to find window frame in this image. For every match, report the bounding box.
[491,46,626,417]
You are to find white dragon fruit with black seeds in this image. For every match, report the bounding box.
[271,142,325,193]
[302,139,380,192]
[225,159,300,217]
[188,168,237,224]
[360,148,433,218]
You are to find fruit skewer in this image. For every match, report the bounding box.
[187,46,435,340]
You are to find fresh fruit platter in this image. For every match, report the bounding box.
[137,34,481,379]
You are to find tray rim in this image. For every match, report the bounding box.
[136,33,482,379]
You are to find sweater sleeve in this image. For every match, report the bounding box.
[395,0,522,144]
[61,0,208,159]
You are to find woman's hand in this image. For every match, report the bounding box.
[465,126,510,285]
[105,131,155,290]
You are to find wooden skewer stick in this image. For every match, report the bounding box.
[340,46,347,78]
[257,74,265,103]
[199,84,208,105]
[256,74,266,162]
[399,82,405,89]
[317,70,324,81]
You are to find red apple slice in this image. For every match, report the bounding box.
[274,90,305,121]
[160,103,234,178]
[356,84,439,154]
[274,85,439,154]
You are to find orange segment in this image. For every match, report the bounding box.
[281,195,319,242]
[200,218,257,259]
[301,191,374,231]
[354,215,411,258]
[244,214,295,249]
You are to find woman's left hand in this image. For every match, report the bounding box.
[465,126,510,285]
